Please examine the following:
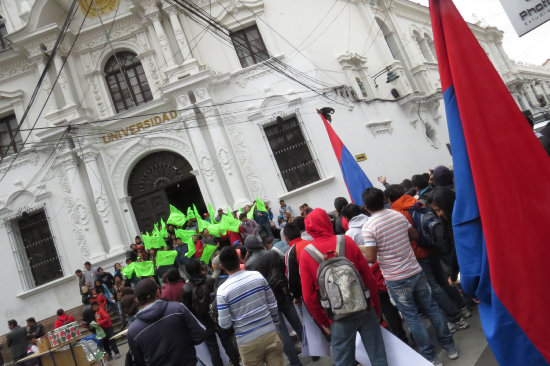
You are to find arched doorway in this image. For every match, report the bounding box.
[127,151,206,233]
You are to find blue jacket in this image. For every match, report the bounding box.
[127,300,206,366]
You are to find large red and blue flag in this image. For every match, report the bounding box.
[430,0,550,364]
[318,112,372,204]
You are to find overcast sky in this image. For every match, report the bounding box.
[414,0,550,66]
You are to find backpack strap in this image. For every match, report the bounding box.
[336,235,346,257]
[304,244,325,264]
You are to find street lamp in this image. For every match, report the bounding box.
[372,66,400,88]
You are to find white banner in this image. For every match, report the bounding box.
[499,0,550,36]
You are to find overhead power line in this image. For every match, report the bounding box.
[0,0,93,182]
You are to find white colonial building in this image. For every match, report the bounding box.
[0,0,548,342]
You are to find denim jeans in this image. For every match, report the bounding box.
[386,272,455,361]
[117,301,127,327]
[278,299,304,366]
[330,308,388,366]
[418,256,461,322]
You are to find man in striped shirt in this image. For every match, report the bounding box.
[216,246,284,366]
[361,188,458,366]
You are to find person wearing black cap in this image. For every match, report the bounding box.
[127,278,206,366]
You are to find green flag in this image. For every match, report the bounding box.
[200,244,218,264]
[207,223,223,237]
[208,204,218,224]
[133,261,155,277]
[256,197,267,213]
[175,229,196,239]
[151,224,160,237]
[143,235,166,250]
[194,204,208,232]
[175,229,196,258]
[221,213,241,233]
[159,218,168,237]
[122,262,135,279]
[247,204,256,219]
[156,250,178,266]
[186,207,195,219]
[183,236,196,258]
[167,205,186,226]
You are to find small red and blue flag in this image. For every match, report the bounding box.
[318,111,372,204]
[430,0,550,364]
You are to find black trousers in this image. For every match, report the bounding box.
[102,326,119,356]
[204,326,240,366]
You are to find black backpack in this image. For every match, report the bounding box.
[191,282,214,324]
[408,202,442,249]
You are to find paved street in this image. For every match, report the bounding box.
[109,307,497,366]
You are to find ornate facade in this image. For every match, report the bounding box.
[0,0,548,332]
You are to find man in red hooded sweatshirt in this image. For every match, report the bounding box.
[299,208,387,366]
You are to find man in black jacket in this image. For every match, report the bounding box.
[244,235,304,366]
[7,320,27,362]
[127,279,206,366]
[182,259,240,366]
[26,317,45,340]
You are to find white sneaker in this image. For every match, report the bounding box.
[431,357,443,366]
[447,347,459,360]
[460,307,472,318]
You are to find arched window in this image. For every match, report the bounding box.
[105,52,153,113]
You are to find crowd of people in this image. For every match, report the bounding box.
[5,164,476,366]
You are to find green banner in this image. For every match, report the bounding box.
[122,262,135,279]
[167,205,186,226]
[208,204,218,224]
[156,250,178,266]
[207,223,223,237]
[221,214,241,233]
[256,198,267,213]
[200,244,218,264]
[175,229,196,258]
[159,218,168,237]
[186,207,195,219]
[194,204,208,232]
[143,235,166,250]
[183,236,196,258]
[247,204,256,220]
[134,261,155,277]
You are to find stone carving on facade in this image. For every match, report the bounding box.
[199,153,215,181]
[95,195,111,221]
[75,16,143,52]
[110,136,194,196]
[0,58,36,83]
[217,146,234,173]
[223,115,264,198]
[366,121,393,136]
[235,64,270,88]
[55,167,91,259]
[0,149,39,176]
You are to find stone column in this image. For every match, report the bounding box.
[81,152,126,254]
[148,12,177,70]
[165,5,193,61]
[205,107,249,207]
[36,57,59,114]
[177,97,229,208]
[53,54,76,108]
[64,157,108,259]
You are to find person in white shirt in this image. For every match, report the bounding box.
[361,187,458,366]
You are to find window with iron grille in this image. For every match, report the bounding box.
[10,208,63,289]
[105,52,153,113]
[0,17,9,50]
[264,117,321,191]
[0,113,22,156]
[230,25,269,68]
